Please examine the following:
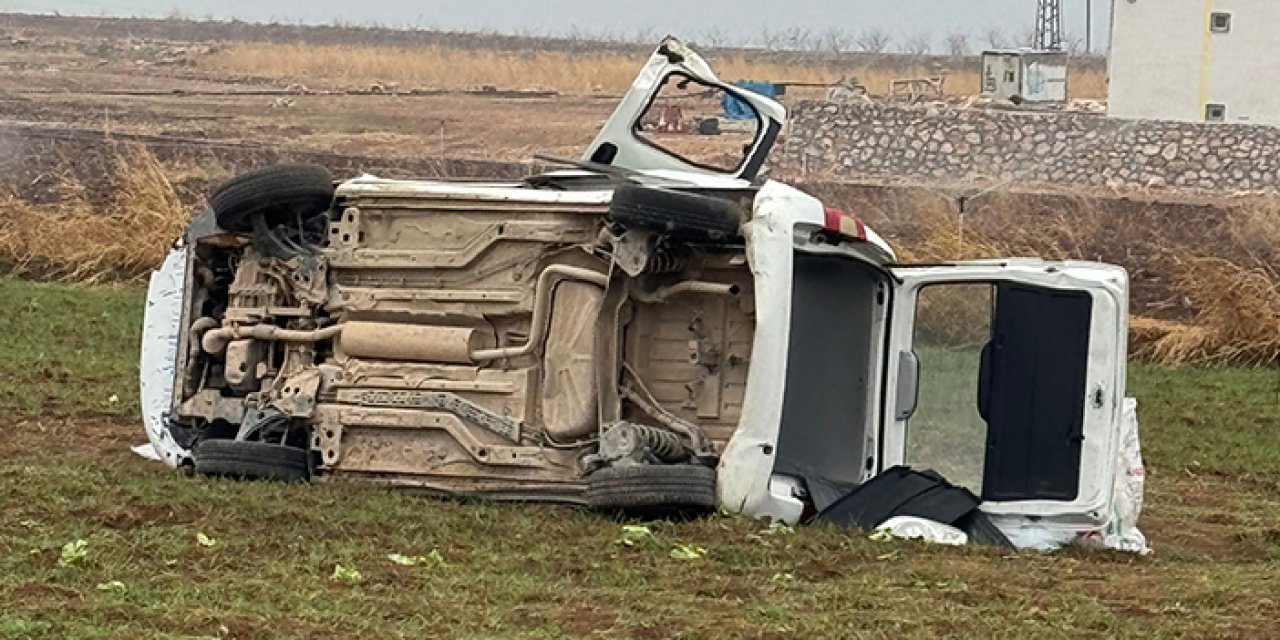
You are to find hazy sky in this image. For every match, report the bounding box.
[2,0,1114,51]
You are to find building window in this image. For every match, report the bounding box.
[1210,12,1232,33]
[1205,103,1227,122]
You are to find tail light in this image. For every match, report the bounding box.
[822,207,867,242]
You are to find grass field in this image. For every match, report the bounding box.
[0,276,1277,638]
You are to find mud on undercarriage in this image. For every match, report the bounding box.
[167,164,760,516]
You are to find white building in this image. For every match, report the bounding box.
[1109,0,1280,125]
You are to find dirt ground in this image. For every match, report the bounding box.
[0,18,708,165]
[0,75,613,165]
[0,14,1058,174]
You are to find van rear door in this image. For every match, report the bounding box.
[881,260,1128,525]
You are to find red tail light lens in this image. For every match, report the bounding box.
[822,207,867,241]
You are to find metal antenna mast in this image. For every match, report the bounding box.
[1034,0,1065,50]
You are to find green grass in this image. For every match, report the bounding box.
[1,277,1278,638]
[907,347,989,492]
[0,277,144,419]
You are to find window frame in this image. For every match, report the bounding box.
[902,282,997,494]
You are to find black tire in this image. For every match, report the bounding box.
[193,439,311,482]
[210,164,334,234]
[586,464,717,518]
[609,185,744,243]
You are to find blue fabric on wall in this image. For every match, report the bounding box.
[722,80,776,119]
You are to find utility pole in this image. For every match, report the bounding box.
[1086,0,1093,53]
[1034,0,1065,51]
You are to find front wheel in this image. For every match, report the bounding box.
[586,464,717,518]
[192,439,312,483]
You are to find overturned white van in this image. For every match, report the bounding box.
[140,38,1145,552]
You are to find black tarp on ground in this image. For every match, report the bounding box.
[815,466,1014,548]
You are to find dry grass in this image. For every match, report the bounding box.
[818,183,1280,366]
[1131,202,1280,366]
[201,43,1108,100]
[1127,259,1280,366]
[203,43,871,92]
[1069,70,1109,103]
[0,145,190,283]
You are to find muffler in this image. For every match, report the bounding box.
[340,322,495,364]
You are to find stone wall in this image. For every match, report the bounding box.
[781,101,1280,193]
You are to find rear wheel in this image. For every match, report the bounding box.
[193,439,311,482]
[210,164,334,234]
[608,185,744,243]
[586,464,717,518]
